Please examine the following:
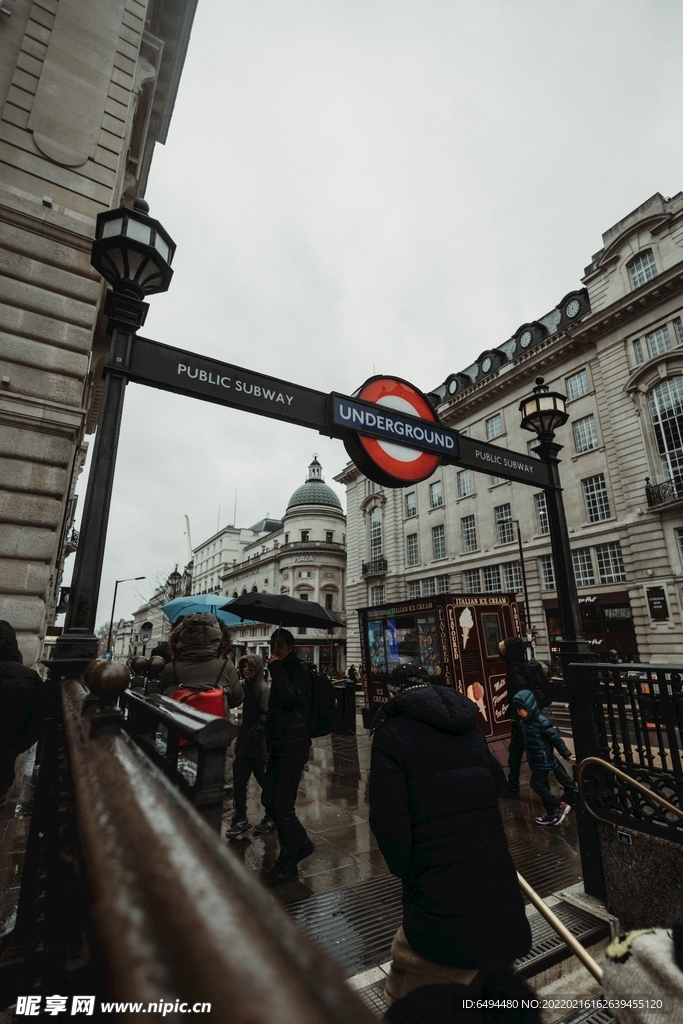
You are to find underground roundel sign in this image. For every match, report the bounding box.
[341,376,449,488]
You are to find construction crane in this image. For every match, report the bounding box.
[184,515,193,562]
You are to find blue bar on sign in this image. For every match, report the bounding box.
[332,396,459,457]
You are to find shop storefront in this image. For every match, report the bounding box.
[544,591,638,660]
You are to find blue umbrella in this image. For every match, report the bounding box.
[161,594,253,627]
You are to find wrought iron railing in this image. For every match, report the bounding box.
[645,476,683,507]
[570,661,683,844]
[361,556,388,577]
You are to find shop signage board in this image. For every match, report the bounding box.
[646,586,669,621]
[111,338,552,489]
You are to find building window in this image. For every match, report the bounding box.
[582,474,611,522]
[429,480,443,508]
[486,412,503,440]
[463,568,480,593]
[325,593,333,609]
[494,504,514,544]
[648,377,683,484]
[422,577,436,596]
[406,533,419,566]
[490,474,506,486]
[528,438,541,459]
[408,580,421,599]
[461,515,477,552]
[540,555,556,590]
[572,547,595,587]
[566,369,589,401]
[534,492,549,534]
[595,541,626,583]
[284,533,289,545]
[300,530,309,542]
[573,414,599,454]
[297,570,312,578]
[432,524,446,559]
[371,585,386,605]
[646,325,672,359]
[436,574,450,594]
[457,470,474,497]
[633,338,645,364]
[483,565,501,593]
[628,249,658,290]
[405,491,417,517]
[326,531,334,543]
[369,507,382,558]
[674,317,683,347]
[675,527,683,565]
[503,561,523,593]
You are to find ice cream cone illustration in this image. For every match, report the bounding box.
[459,607,474,648]
[467,681,487,720]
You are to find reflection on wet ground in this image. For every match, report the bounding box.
[223,714,582,905]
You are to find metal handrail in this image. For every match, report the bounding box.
[516,872,603,983]
[577,755,683,825]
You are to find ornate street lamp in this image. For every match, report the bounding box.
[51,201,175,679]
[520,376,604,897]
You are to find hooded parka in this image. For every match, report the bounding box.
[0,621,47,768]
[266,650,312,758]
[160,613,242,708]
[511,689,572,771]
[369,684,531,969]
[236,655,269,760]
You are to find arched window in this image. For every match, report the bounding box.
[648,377,683,484]
[369,506,382,558]
[241,588,247,596]
[232,591,238,598]
[251,585,258,592]
[628,250,657,290]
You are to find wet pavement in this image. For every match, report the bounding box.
[223,711,582,906]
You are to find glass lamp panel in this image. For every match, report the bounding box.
[126,249,148,280]
[539,396,555,411]
[522,398,538,419]
[103,248,126,281]
[154,234,170,262]
[126,218,152,245]
[101,217,124,239]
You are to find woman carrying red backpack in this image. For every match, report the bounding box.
[159,613,243,716]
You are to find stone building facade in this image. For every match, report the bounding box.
[192,520,282,596]
[0,0,197,664]
[338,193,683,668]
[220,457,347,674]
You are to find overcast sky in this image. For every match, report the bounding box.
[66,0,683,628]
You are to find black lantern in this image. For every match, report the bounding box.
[519,375,569,440]
[90,198,176,300]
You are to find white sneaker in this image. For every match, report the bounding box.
[552,802,571,826]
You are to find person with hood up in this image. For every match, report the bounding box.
[369,662,531,1007]
[499,637,552,798]
[226,655,275,838]
[510,689,576,826]
[0,622,47,807]
[159,612,242,711]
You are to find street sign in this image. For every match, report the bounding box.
[107,336,552,489]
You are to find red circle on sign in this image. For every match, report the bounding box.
[356,377,441,483]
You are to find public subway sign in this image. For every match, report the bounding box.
[110,337,552,489]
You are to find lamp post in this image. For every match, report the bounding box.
[519,376,605,898]
[51,200,175,680]
[106,576,146,658]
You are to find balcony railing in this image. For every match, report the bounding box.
[362,556,387,577]
[645,476,683,507]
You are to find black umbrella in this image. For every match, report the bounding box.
[220,593,344,630]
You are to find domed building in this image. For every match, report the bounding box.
[220,457,347,674]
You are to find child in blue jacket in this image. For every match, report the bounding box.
[511,689,577,825]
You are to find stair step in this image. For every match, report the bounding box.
[287,873,609,981]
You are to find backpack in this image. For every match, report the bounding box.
[170,662,227,744]
[309,669,334,737]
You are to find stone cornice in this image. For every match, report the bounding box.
[0,391,85,438]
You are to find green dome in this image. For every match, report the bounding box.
[286,456,342,511]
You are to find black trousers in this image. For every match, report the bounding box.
[0,759,15,809]
[530,761,576,815]
[507,719,525,788]
[232,751,267,819]
[262,753,310,870]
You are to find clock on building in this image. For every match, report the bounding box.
[520,330,532,348]
[481,357,492,373]
[565,299,580,318]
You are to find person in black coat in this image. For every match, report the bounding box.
[260,629,314,887]
[499,637,552,798]
[226,655,275,838]
[0,622,47,807]
[369,664,531,1006]
[510,689,576,826]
